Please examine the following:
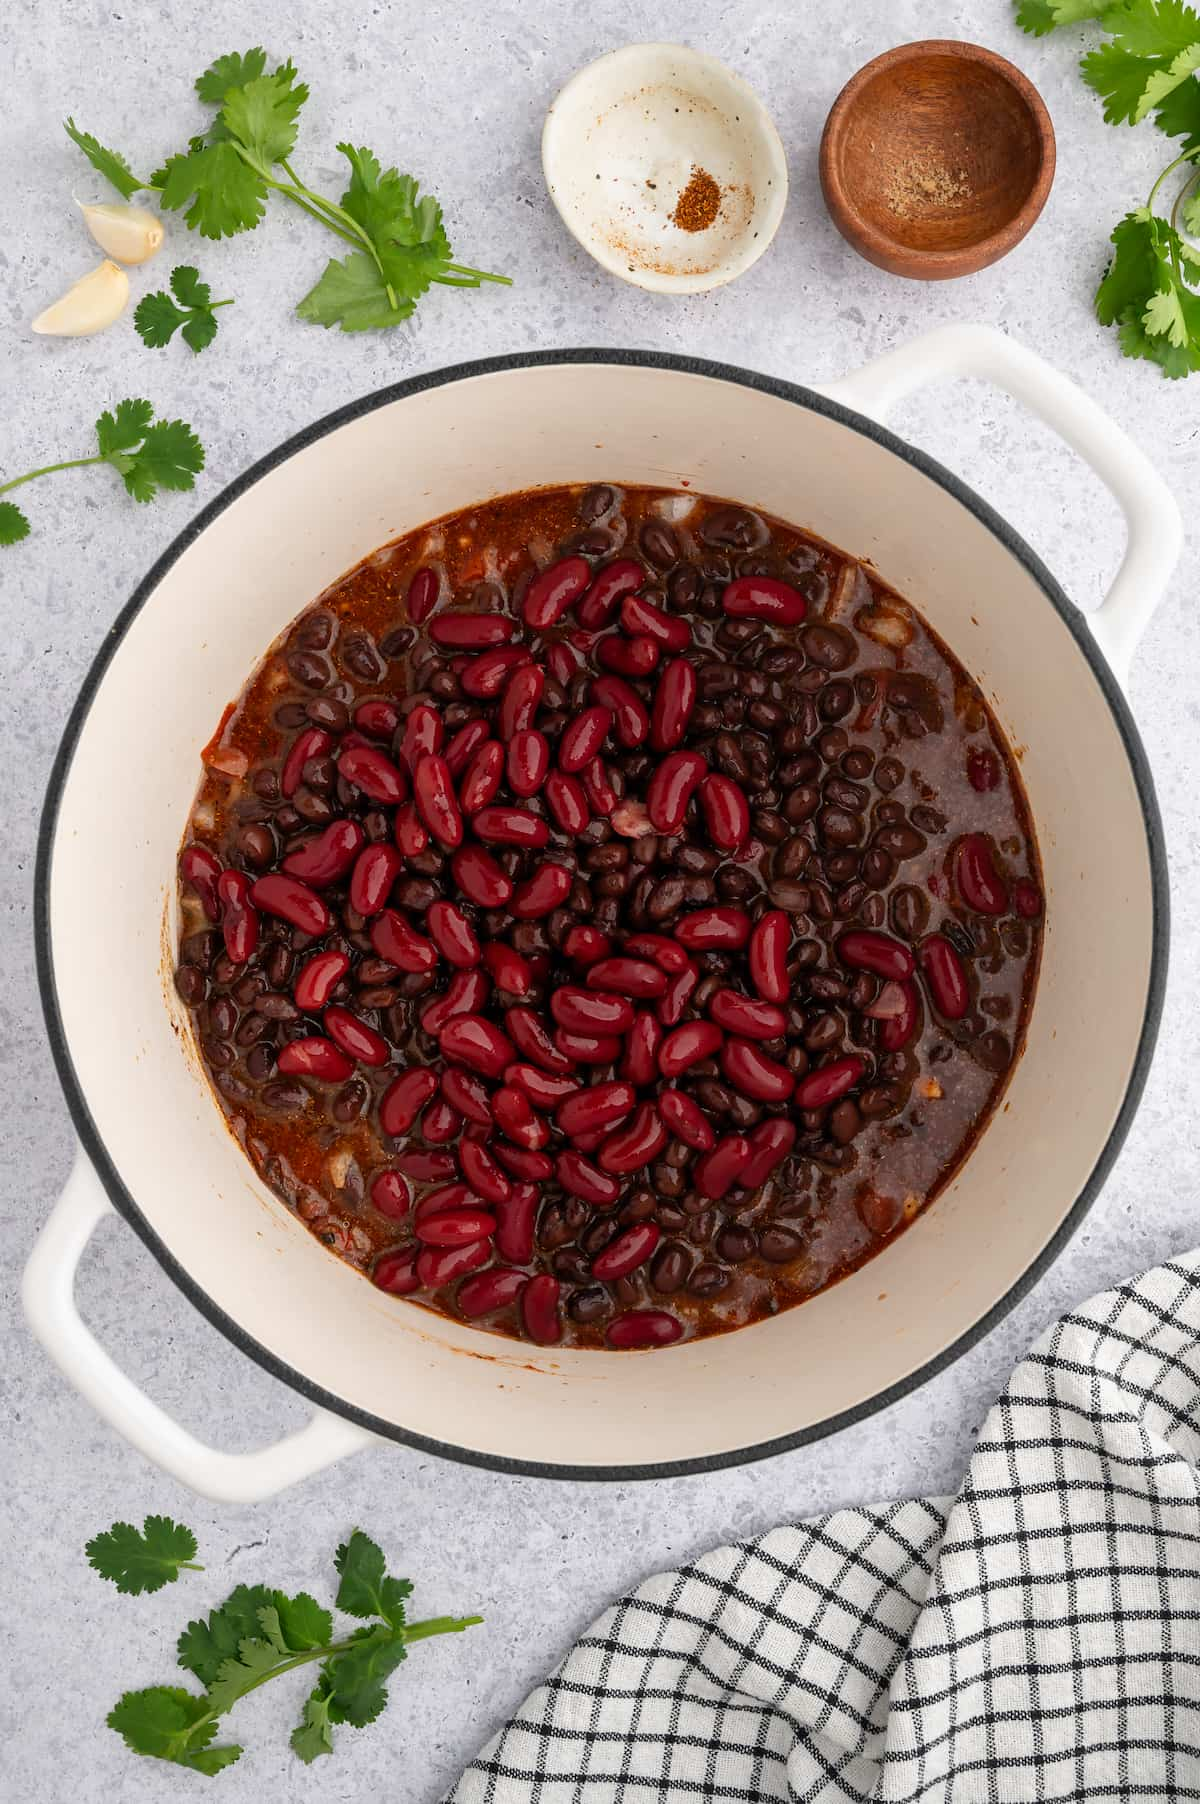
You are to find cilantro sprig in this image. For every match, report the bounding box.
[106,1528,481,1774]
[0,399,204,547]
[87,1516,204,1594]
[1018,0,1200,375]
[135,265,233,352]
[66,49,510,333]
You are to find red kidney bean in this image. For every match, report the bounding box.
[593,1222,661,1280]
[556,1149,620,1205]
[674,906,751,951]
[607,1310,682,1349]
[216,870,260,964]
[373,1248,421,1294]
[590,674,650,747]
[429,613,514,649]
[551,987,636,1035]
[598,1102,668,1173]
[698,773,750,852]
[577,558,644,630]
[472,806,550,848]
[585,957,667,1000]
[414,1182,477,1221]
[427,899,482,968]
[582,758,619,817]
[400,702,444,775]
[281,727,333,799]
[749,910,790,1004]
[394,1148,457,1181]
[250,872,331,936]
[564,925,613,964]
[545,771,590,835]
[180,844,223,920]
[967,746,1000,792]
[721,1037,793,1104]
[919,934,969,1020]
[324,1005,389,1067]
[282,819,364,886]
[379,1067,439,1135]
[458,739,505,813]
[877,981,919,1052]
[695,1134,752,1199]
[407,565,440,624]
[1013,878,1042,918]
[492,1085,549,1151]
[836,929,915,982]
[495,1143,554,1183]
[440,1013,515,1078]
[794,1055,865,1110]
[440,1065,494,1126]
[460,646,532,698]
[722,574,808,625]
[505,1007,573,1073]
[621,592,692,650]
[355,699,400,740]
[570,1127,606,1153]
[451,844,512,909]
[658,1086,716,1151]
[708,989,787,1038]
[495,1182,538,1262]
[547,641,580,686]
[413,754,463,848]
[659,1020,723,1078]
[657,963,699,1028]
[556,1081,636,1137]
[416,1207,498,1247]
[444,717,491,779]
[620,1011,662,1086]
[458,1266,528,1316]
[294,948,350,1012]
[741,1118,797,1186]
[417,1240,492,1287]
[459,1137,512,1205]
[597,633,659,677]
[505,1062,580,1109]
[650,657,697,752]
[349,843,402,916]
[370,1169,412,1219]
[624,933,690,973]
[523,554,591,629]
[421,970,490,1036]
[420,1097,464,1144]
[482,941,534,997]
[497,663,545,740]
[277,1036,354,1082]
[371,908,438,973]
[559,705,613,773]
[339,742,408,805]
[511,861,575,919]
[646,750,706,833]
[956,834,1008,915]
[393,801,429,858]
[556,1030,623,1063]
[521,1273,562,1345]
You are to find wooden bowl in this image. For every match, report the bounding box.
[819,40,1055,280]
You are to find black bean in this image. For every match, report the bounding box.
[380,625,416,659]
[768,879,812,912]
[260,1080,306,1113]
[802,622,856,670]
[759,1226,805,1263]
[638,518,679,568]
[688,1262,729,1296]
[174,964,207,1005]
[579,483,616,523]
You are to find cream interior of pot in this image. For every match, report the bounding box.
[47,362,1154,1467]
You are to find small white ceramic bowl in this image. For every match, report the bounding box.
[542,43,789,293]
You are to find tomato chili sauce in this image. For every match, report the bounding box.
[174,484,1042,1352]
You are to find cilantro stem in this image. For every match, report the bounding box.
[0,455,105,495]
[1148,151,1194,212]
[440,263,514,286]
[272,161,400,309]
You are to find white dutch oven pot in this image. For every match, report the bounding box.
[25,327,1177,1501]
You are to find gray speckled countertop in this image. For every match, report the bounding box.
[3,2,1198,1798]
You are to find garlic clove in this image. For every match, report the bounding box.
[32,260,130,336]
[76,199,164,265]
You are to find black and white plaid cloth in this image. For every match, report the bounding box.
[451,1256,1200,1802]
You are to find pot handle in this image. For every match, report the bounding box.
[820,324,1181,685]
[22,1150,377,1503]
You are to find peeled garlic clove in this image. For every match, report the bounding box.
[32,260,130,336]
[77,199,164,265]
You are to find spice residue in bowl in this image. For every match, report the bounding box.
[884,151,970,219]
[671,164,722,232]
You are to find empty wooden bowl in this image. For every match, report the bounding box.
[819,40,1055,280]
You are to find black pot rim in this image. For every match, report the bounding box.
[35,346,1169,1483]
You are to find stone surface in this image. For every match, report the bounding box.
[2,1,1198,1798]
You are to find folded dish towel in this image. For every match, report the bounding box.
[449,1254,1200,1803]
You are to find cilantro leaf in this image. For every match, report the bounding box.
[178,1584,276,1685]
[157,139,267,237]
[63,117,146,198]
[205,1637,282,1715]
[195,47,269,105]
[0,502,31,545]
[324,1626,408,1727]
[134,265,230,353]
[221,65,308,165]
[94,396,154,455]
[334,1530,413,1627]
[270,1589,335,1650]
[97,410,205,502]
[1016,0,1120,32]
[86,1516,201,1595]
[1096,206,1200,373]
[1104,0,1200,56]
[1152,71,1200,145]
[291,1677,337,1763]
[1182,180,1200,228]
[108,1688,241,1774]
[297,249,414,330]
[1083,41,1171,121]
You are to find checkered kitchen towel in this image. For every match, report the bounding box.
[450,1256,1200,1802]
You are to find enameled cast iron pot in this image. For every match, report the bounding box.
[24,326,1178,1501]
